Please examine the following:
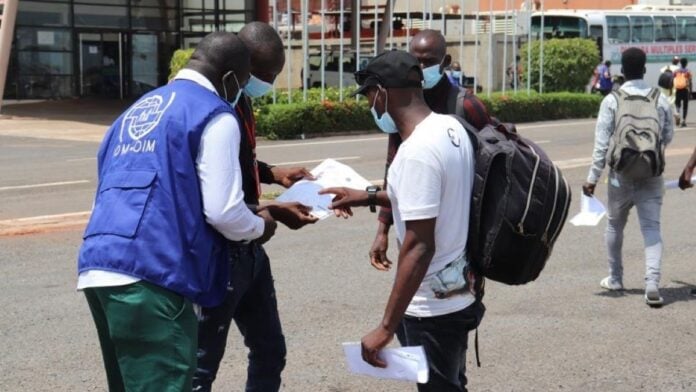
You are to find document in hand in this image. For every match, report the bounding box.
[276,159,373,219]
[664,175,696,190]
[569,194,607,227]
[342,342,429,384]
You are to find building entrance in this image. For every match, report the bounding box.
[78,31,126,99]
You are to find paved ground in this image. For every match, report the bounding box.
[1,100,695,391]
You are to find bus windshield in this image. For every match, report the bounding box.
[531,16,589,39]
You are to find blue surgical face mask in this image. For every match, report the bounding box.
[422,63,443,89]
[244,74,274,98]
[452,71,462,80]
[371,89,398,134]
[222,70,244,107]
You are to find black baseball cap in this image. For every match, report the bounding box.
[352,50,423,96]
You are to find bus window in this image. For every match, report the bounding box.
[590,25,604,59]
[531,16,588,39]
[654,16,676,42]
[630,16,654,43]
[607,16,630,43]
[676,16,696,41]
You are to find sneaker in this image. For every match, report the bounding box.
[681,121,687,127]
[645,282,664,307]
[600,276,623,291]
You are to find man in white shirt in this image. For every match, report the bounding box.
[321,51,484,392]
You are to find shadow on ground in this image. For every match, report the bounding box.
[594,280,696,307]
[2,99,132,126]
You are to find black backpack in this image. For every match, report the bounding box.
[453,116,572,285]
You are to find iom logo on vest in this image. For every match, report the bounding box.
[114,92,176,157]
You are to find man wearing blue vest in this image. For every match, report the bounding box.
[77,32,278,392]
[193,22,319,392]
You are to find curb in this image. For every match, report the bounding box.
[0,212,90,237]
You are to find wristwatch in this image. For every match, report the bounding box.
[366,185,381,213]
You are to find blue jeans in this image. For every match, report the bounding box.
[396,301,485,392]
[193,242,286,392]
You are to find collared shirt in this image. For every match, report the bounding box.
[77,69,263,290]
[587,79,674,184]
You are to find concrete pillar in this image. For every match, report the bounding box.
[0,0,19,113]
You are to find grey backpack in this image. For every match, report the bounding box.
[607,88,665,180]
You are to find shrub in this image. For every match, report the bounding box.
[479,91,603,123]
[256,92,601,139]
[256,100,375,139]
[253,87,354,107]
[169,48,194,80]
[520,38,600,93]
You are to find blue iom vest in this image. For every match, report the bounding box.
[78,79,232,307]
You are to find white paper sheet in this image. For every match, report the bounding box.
[276,159,373,219]
[569,194,607,226]
[665,175,696,190]
[342,342,429,384]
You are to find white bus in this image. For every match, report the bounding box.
[530,7,696,93]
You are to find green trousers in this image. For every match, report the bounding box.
[84,281,197,392]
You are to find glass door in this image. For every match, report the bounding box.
[131,33,159,96]
[78,32,127,99]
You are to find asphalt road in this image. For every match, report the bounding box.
[1,118,695,391]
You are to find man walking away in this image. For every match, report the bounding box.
[369,29,490,273]
[582,47,674,307]
[77,32,277,391]
[597,60,613,96]
[660,55,680,74]
[321,50,484,392]
[674,57,691,127]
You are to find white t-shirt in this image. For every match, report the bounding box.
[387,112,476,318]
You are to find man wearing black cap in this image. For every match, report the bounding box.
[321,50,484,392]
[368,29,490,274]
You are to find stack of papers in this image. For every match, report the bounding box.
[569,194,607,227]
[342,342,429,384]
[276,159,373,219]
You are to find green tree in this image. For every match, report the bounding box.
[521,38,599,92]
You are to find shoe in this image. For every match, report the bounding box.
[645,282,664,307]
[681,121,687,127]
[600,276,624,291]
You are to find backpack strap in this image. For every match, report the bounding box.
[446,85,462,114]
[647,87,661,107]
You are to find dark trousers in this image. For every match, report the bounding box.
[676,88,690,121]
[396,301,485,392]
[193,242,286,392]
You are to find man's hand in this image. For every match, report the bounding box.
[361,325,393,368]
[266,201,319,230]
[271,166,314,188]
[582,182,596,197]
[256,209,277,244]
[369,223,393,271]
[318,187,369,219]
[679,167,694,190]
